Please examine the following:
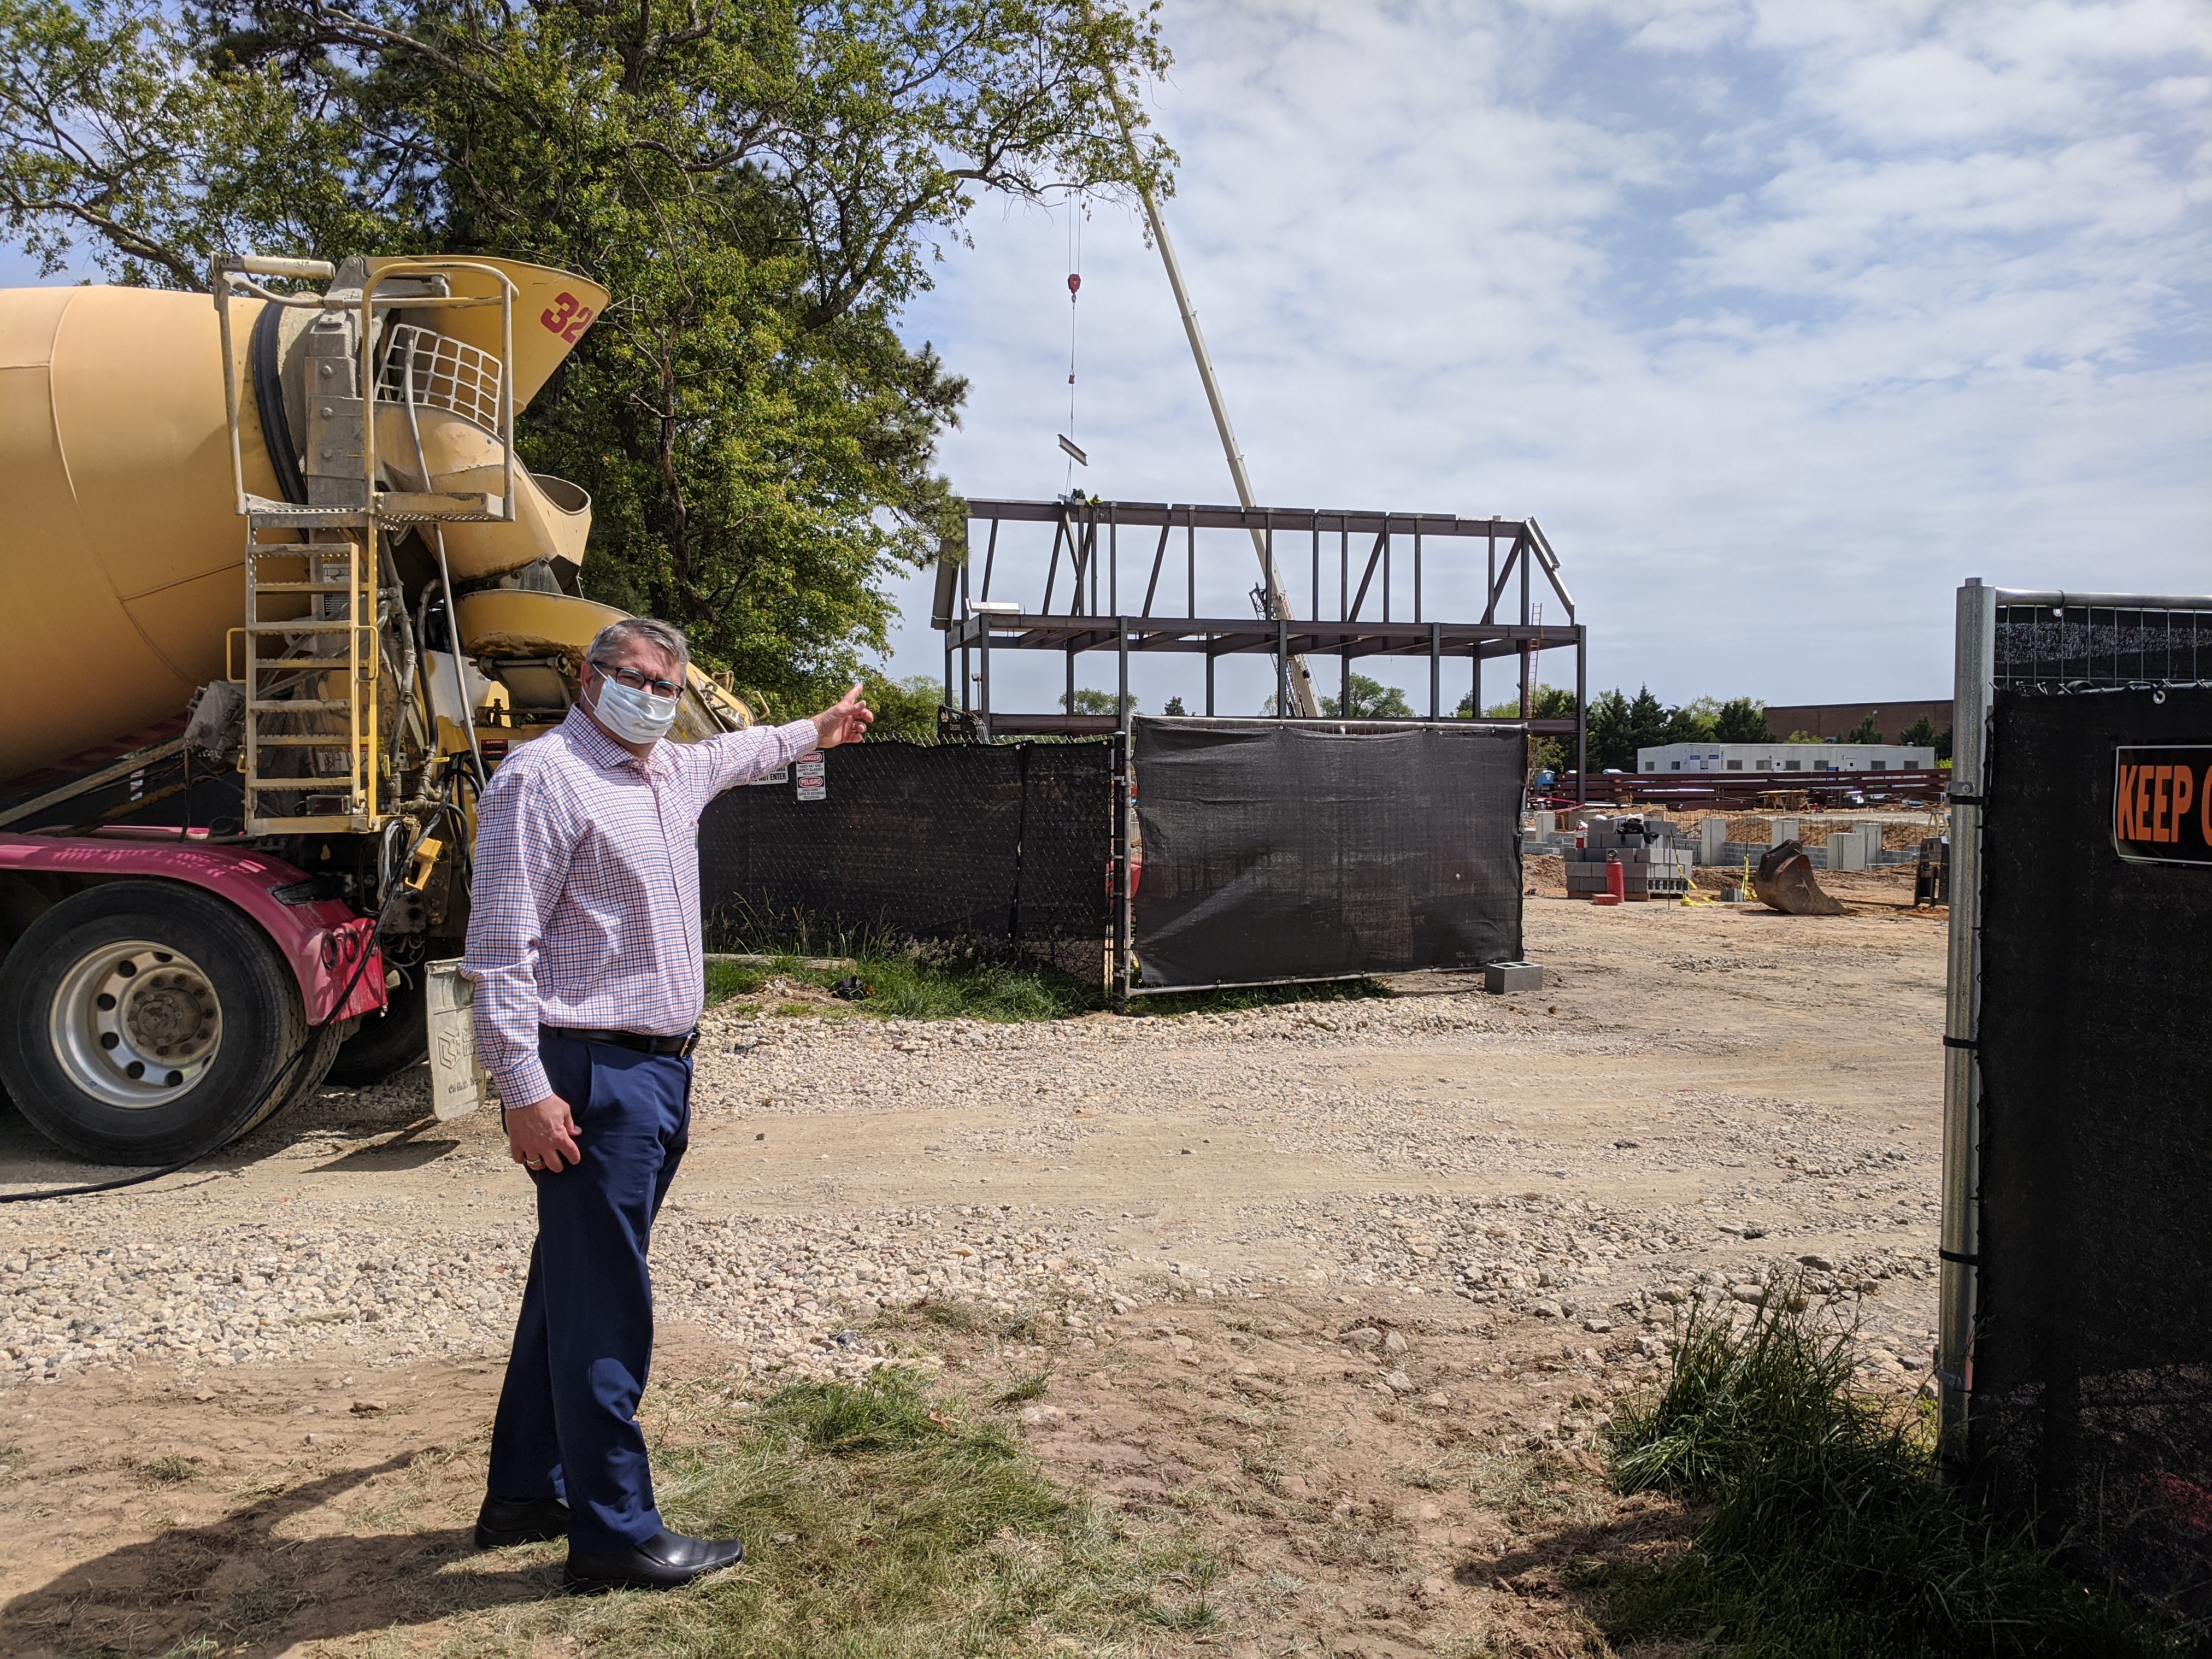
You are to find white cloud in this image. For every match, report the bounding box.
[885,0,2210,716]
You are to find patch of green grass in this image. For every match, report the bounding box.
[417,1367,1216,1657]
[1124,976,1391,1018]
[1598,1279,2185,1657]
[704,943,1095,1022]
[995,1370,1052,1407]
[142,1453,197,1483]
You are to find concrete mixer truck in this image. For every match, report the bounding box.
[0,254,755,1164]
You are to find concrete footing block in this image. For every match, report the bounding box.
[1484,961,1544,993]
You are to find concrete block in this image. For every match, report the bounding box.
[1770,816,1799,846]
[1533,811,1557,837]
[1484,961,1544,993]
[1697,816,1728,865]
[1827,832,1867,872]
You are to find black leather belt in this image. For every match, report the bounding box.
[539,1024,699,1058]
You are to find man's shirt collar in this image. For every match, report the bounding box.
[563,703,667,776]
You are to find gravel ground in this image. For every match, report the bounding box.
[0,886,1946,1409]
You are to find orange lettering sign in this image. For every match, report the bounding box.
[2113,747,2212,867]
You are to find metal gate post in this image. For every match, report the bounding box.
[1938,577,1997,1459]
[1575,623,1588,805]
[1111,727,1132,1009]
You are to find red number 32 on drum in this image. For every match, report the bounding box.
[540,292,596,342]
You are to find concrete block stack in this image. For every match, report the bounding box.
[1564,814,1694,901]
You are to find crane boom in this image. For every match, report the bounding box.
[1105,86,1321,716]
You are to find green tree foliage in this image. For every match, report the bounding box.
[1574,686,1763,770]
[862,672,948,743]
[1264,673,1412,718]
[1898,714,1937,750]
[1626,686,1668,757]
[0,0,1173,709]
[1061,687,1137,717]
[1586,689,1633,770]
[1461,683,1577,721]
[1715,696,1768,743]
[1161,695,1185,716]
[1934,725,1954,763]
[1324,674,1413,719]
[1842,712,1884,744]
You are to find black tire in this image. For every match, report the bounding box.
[0,881,333,1165]
[326,972,427,1087]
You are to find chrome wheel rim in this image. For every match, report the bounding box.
[49,940,223,1109]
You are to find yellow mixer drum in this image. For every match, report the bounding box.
[0,260,605,785]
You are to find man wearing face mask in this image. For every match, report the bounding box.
[461,616,871,1593]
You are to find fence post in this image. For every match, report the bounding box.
[1938,577,1997,1462]
[1112,728,1132,1010]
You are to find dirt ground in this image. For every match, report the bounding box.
[0,871,1949,1657]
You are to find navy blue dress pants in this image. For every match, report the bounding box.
[487,1033,691,1555]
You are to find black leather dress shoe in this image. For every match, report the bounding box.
[474,1493,570,1549]
[563,1528,745,1593]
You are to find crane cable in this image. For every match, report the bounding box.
[1064,193,1083,493]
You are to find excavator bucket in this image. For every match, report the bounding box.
[1753,840,1845,916]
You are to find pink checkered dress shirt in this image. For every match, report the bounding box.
[462,703,819,1107]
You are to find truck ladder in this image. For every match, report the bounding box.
[237,511,381,834]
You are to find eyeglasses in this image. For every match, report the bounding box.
[591,661,683,698]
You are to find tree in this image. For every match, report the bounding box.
[0,0,1173,709]
[1324,675,1413,719]
[860,672,946,743]
[1062,687,1137,717]
[1270,673,1412,718]
[1934,725,1954,763]
[1586,689,1633,770]
[1663,696,1720,744]
[1462,684,1577,722]
[1898,714,1937,750]
[1626,686,1668,760]
[1714,697,1767,743]
[1162,695,1186,716]
[1842,712,1883,744]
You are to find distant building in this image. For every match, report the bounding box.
[1637,742,1936,775]
[1761,700,1951,742]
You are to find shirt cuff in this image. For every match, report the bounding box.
[781,716,821,757]
[491,1052,554,1111]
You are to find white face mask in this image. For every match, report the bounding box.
[592,670,680,744]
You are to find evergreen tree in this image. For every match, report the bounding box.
[1715,697,1768,742]
[1626,686,1668,758]
[1843,712,1884,744]
[1586,689,1634,770]
[1899,714,1937,750]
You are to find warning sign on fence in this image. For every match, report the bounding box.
[2113,746,2211,866]
[796,756,826,801]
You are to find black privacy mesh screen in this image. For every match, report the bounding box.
[697,739,1113,978]
[1969,686,2212,1616]
[1130,719,1524,989]
[1993,604,2211,691]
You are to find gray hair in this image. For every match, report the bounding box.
[585,616,690,677]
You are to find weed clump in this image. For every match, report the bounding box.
[1601,1282,2184,1656]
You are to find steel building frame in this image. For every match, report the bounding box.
[931,497,1588,775]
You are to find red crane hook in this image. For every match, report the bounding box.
[1067,273,1081,296]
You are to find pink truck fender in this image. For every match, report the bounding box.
[0,832,388,1025]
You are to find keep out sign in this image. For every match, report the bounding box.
[2114,747,2212,867]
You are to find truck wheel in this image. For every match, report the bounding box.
[0,881,336,1166]
[326,972,427,1087]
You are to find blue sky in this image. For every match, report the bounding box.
[8,1,2204,719]
[884,0,2211,717]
